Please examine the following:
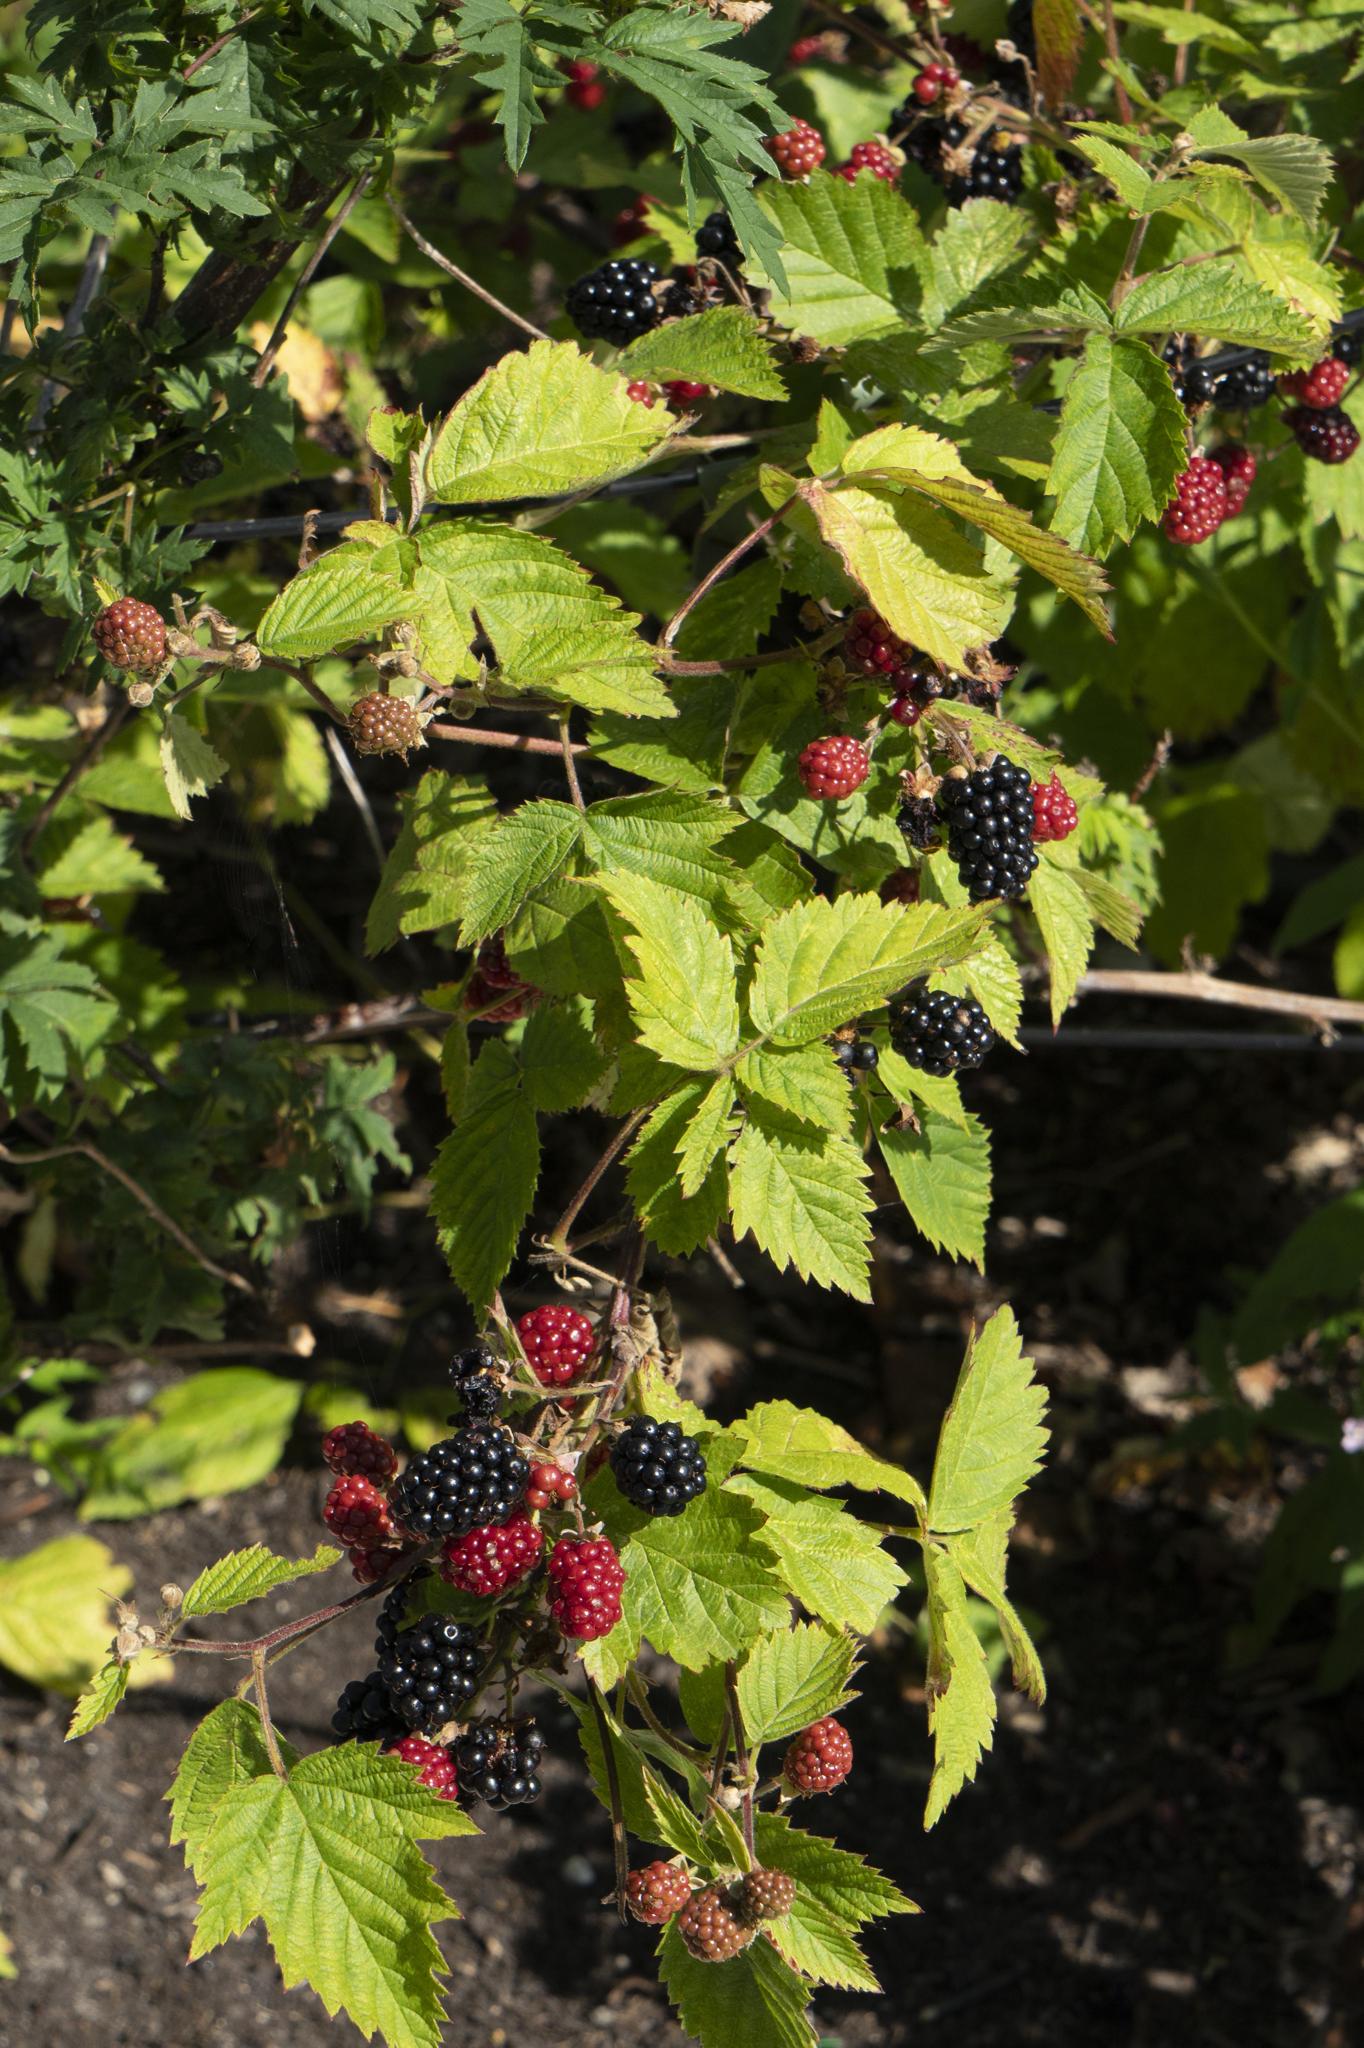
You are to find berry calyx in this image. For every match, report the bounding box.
[322,1419,398,1484]
[1208,443,1257,515]
[1160,455,1229,545]
[323,1473,398,1552]
[799,735,870,801]
[1278,356,1350,410]
[610,1417,707,1516]
[525,1459,578,1512]
[734,1868,797,1924]
[547,1533,625,1641]
[837,139,899,184]
[566,258,662,348]
[517,1303,597,1387]
[1286,404,1360,465]
[765,119,826,178]
[389,1424,531,1541]
[783,1716,854,1794]
[349,691,423,758]
[92,598,168,673]
[391,1734,460,1800]
[1031,772,1079,843]
[676,1883,756,1962]
[890,988,995,1077]
[938,755,1038,901]
[440,1510,543,1597]
[625,1860,693,1925]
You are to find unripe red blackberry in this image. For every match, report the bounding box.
[440,1510,543,1597]
[1286,405,1360,464]
[1208,443,1257,515]
[734,1868,797,1923]
[322,1419,398,1484]
[663,380,710,406]
[888,694,922,727]
[784,1715,853,1793]
[92,598,168,672]
[348,1541,410,1585]
[1031,772,1079,843]
[392,1733,460,1800]
[798,735,870,800]
[626,379,657,406]
[476,933,523,992]
[1161,456,1229,545]
[880,868,921,907]
[765,119,825,177]
[625,1860,693,1925]
[349,691,423,757]
[562,58,606,110]
[676,1883,756,1962]
[547,1533,625,1640]
[525,1459,578,1512]
[788,33,832,63]
[1278,357,1350,410]
[516,1303,596,1387]
[324,1474,397,1552]
[465,972,536,1022]
[844,606,910,679]
[837,140,899,184]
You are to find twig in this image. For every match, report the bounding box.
[661,492,799,649]
[324,724,387,873]
[559,717,586,811]
[426,720,583,757]
[31,234,110,436]
[1072,968,1364,1028]
[587,1679,630,1919]
[1129,728,1172,802]
[252,170,374,388]
[574,1227,648,1464]
[21,698,130,855]
[549,1110,649,1250]
[171,1576,397,1659]
[724,1663,755,1865]
[0,1139,257,1297]
[387,195,551,342]
[273,660,348,725]
[184,8,263,79]
[1099,0,1135,126]
[1172,0,1195,87]
[625,1673,711,1768]
[251,1646,289,1779]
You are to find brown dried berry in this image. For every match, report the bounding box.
[348,691,423,757]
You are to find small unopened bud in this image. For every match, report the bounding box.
[160,1583,183,1611]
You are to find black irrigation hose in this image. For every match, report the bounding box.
[1018,1026,1364,1053]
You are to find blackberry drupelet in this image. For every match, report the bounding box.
[610,1417,707,1516]
[454,1719,546,1808]
[377,1614,485,1734]
[890,988,995,1076]
[565,258,662,347]
[938,755,1038,900]
[695,211,741,261]
[389,1424,530,1541]
[332,1670,405,1745]
[1210,352,1273,410]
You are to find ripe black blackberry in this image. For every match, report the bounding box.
[389,1424,530,1542]
[1210,351,1273,411]
[332,1670,406,1745]
[938,756,1038,901]
[890,988,995,1076]
[904,107,1024,205]
[897,794,941,851]
[565,258,662,347]
[695,211,741,261]
[834,1037,879,1076]
[450,1343,503,1421]
[610,1417,706,1516]
[1334,327,1362,367]
[1161,339,1215,408]
[377,1614,485,1734]
[454,1719,546,1808]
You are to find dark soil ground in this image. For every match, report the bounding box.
[3,776,1363,2048]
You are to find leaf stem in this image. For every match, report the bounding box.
[387,194,551,342]
[20,697,130,855]
[724,1663,756,1865]
[661,492,799,650]
[587,1678,630,1919]
[560,716,587,811]
[251,1645,289,1779]
[426,720,585,757]
[251,169,375,389]
[549,1109,649,1250]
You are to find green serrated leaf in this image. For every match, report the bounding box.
[82,1371,304,1521]
[676,1073,737,1197]
[1046,333,1189,557]
[733,1399,927,1510]
[729,1102,873,1300]
[748,894,989,1046]
[613,1487,790,1670]
[518,997,609,1113]
[1029,859,1096,1025]
[66,1657,130,1740]
[627,1081,730,1255]
[736,1622,859,1745]
[747,169,925,347]
[618,306,788,400]
[600,871,741,1068]
[255,543,414,661]
[947,1516,1047,1703]
[753,1811,919,1992]
[931,937,1025,1049]
[736,1041,851,1130]
[928,1306,1048,1533]
[659,1918,817,2048]
[367,773,500,952]
[1184,107,1332,228]
[426,340,672,503]
[922,1544,996,1828]
[160,711,227,821]
[876,1104,992,1271]
[732,1474,908,1634]
[181,1542,340,1620]
[1114,258,1318,353]
[457,801,583,946]
[430,1041,540,1314]
[0,1534,129,1694]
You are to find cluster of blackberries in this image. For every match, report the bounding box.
[610,1417,707,1516]
[939,756,1039,902]
[1164,341,1275,413]
[834,1035,879,1078]
[903,110,1024,205]
[695,211,741,261]
[389,1422,531,1542]
[890,989,995,1077]
[378,1611,485,1735]
[455,1719,546,1808]
[565,257,662,346]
